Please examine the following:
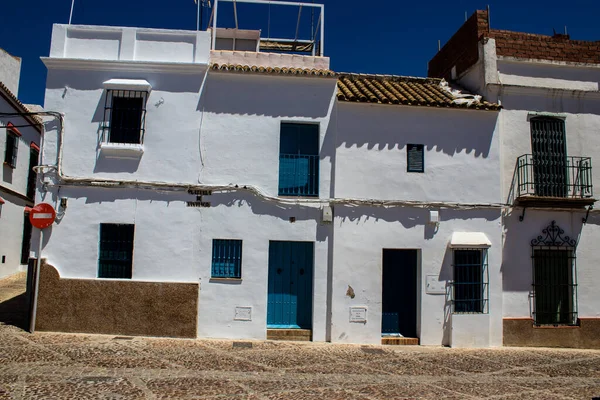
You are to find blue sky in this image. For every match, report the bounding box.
[2,0,599,106]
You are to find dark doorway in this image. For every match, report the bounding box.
[382,249,418,337]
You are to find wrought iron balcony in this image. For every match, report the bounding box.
[509,154,595,208]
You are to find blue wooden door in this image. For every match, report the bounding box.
[267,241,314,329]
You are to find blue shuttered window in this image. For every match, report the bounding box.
[278,123,319,197]
[98,224,134,279]
[211,239,243,278]
[453,249,489,314]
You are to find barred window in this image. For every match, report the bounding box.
[98,224,135,279]
[103,90,148,144]
[4,130,18,168]
[211,239,242,279]
[452,249,489,314]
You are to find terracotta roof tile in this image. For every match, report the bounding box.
[0,81,43,130]
[210,63,336,77]
[208,65,500,111]
[337,74,501,111]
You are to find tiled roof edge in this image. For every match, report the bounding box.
[0,81,43,131]
[210,63,336,77]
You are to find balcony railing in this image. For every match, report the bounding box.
[278,154,319,197]
[509,154,594,206]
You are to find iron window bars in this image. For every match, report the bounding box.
[211,239,243,278]
[102,90,148,144]
[278,123,320,197]
[531,221,578,326]
[26,147,39,200]
[4,130,18,168]
[452,249,489,314]
[98,224,135,279]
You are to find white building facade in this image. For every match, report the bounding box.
[0,48,41,279]
[430,10,600,348]
[35,14,506,347]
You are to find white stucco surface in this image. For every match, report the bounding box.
[0,91,40,278]
[0,49,22,95]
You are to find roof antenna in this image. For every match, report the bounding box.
[564,26,568,35]
[438,40,441,51]
[486,5,491,31]
[465,11,467,22]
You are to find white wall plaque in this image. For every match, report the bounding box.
[426,275,446,295]
[234,307,252,321]
[349,307,367,323]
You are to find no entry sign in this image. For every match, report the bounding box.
[29,203,56,229]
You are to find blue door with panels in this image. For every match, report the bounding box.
[267,241,314,329]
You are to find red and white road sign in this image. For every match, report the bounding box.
[29,203,56,229]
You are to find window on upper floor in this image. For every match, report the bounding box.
[102,90,148,144]
[278,123,319,197]
[4,126,19,169]
[407,144,424,173]
[211,239,243,279]
[27,146,39,200]
[452,249,489,314]
[98,223,135,279]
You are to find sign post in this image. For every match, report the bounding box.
[29,203,56,333]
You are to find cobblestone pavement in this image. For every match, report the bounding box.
[1,275,599,399]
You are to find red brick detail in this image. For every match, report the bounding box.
[489,30,600,64]
[429,10,600,80]
[428,10,490,80]
[7,122,22,137]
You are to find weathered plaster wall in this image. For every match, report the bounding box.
[36,261,198,338]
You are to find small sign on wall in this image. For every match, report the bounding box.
[426,275,446,295]
[349,307,367,323]
[234,307,252,321]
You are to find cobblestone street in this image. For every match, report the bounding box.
[0,275,599,399]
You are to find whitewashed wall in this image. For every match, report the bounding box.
[331,103,503,346]
[335,103,501,203]
[0,96,40,278]
[0,49,21,95]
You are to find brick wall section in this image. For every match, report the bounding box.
[490,30,600,64]
[428,10,489,80]
[428,9,600,80]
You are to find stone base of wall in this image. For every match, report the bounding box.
[503,318,600,349]
[36,261,198,338]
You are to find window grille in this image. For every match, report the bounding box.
[452,249,489,314]
[27,148,39,199]
[4,130,18,168]
[211,239,242,278]
[407,144,424,173]
[98,224,135,279]
[531,221,578,326]
[102,90,148,144]
[278,123,320,197]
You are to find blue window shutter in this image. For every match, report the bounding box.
[211,239,242,278]
[278,123,319,197]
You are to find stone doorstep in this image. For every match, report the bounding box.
[382,337,420,346]
[267,329,312,341]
